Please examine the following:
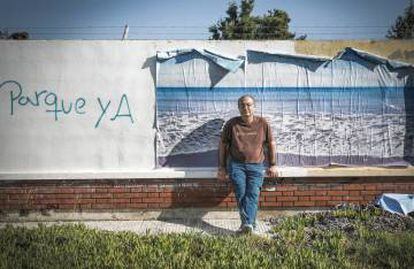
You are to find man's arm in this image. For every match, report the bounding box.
[217,139,228,181]
[267,140,278,178]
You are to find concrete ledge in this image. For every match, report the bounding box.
[1,166,414,180]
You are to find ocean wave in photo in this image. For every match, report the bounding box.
[157,112,411,160]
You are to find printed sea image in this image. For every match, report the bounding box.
[157,86,413,167]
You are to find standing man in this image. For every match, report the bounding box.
[217,95,278,234]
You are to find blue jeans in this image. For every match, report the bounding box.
[228,161,264,227]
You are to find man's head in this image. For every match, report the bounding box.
[238,95,255,118]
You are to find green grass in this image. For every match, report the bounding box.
[1,207,413,269]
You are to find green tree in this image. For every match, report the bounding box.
[209,0,297,40]
[387,0,414,39]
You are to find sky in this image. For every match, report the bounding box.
[0,0,411,40]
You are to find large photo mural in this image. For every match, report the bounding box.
[156,48,414,168]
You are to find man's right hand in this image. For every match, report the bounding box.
[217,167,227,181]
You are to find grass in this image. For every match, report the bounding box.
[1,207,414,269]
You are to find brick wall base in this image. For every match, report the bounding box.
[1,177,414,211]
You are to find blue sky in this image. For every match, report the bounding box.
[0,0,411,40]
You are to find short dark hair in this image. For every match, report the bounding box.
[238,95,255,106]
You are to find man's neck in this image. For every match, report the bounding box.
[241,115,254,124]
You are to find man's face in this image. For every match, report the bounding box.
[238,97,255,117]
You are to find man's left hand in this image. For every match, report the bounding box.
[267,165,278,178]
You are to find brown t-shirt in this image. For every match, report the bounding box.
[221,116,274,163]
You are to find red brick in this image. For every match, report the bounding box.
[263,191,283,196]
[310,196,331,201]
[157,202,173,208]
[264,196,277,202]
[277,185,298,191]
[361,190,380,195]
[96,199,112,204]
[277,196,298,201]
[261,201,283,207]
[327,190,349,196]
[129,193,148,198]
[315,190,328,196]
[145,186,159,192]
[130,187,144,192]
[364,195,377,202]
[50,193,78,199]
[295,191,316,196]
[343,184,363,191]
[33,188,60,194]
[8,194,32,200]
[129,203,148,209]
[297,196,310,201]
[78,198,96,203]
[114,203,130,209]
[72,188,96,193]
[34,199,59,205]
[329,184,344,191]
[113,193,136,199]
[330,196,344,201]
[160,192,174,198]
[91,193,113,199]
[95,188,109,193]
[75,194,93,199]
[59,204,78,209]
[282,201,294,207]
[294,201,316,207]
[343,196,365,201]
[3,199,28,205]
[3,189,30,194]
[91,204,115,209]
[142,197,163,203]
[109,187,129,193]
[348,191,361,196]
[282,191,294,196]
[147,193,160,198]
[112,198,130,204]
[376,184,395,191]
[364,184,377,191]
[327,201,342,206]
[80,204,92,209]
[315,201,328,207]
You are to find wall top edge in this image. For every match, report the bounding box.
[0,167,413,180]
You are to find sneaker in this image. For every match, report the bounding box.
[242,224,253,235]
[235,224,245,234]
[236,224,253,235]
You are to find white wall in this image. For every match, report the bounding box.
[0,40,295,178]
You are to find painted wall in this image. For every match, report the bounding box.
[0,40,412,178]
[0,40,294,176]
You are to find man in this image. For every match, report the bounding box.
[217,95,278,234]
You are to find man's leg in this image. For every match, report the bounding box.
[228,161,248,226]
[244,163,264,228]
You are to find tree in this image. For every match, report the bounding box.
[387,0,414,39]
[209,0,297,40]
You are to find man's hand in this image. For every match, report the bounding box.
[267,165,278,178]
[217,167,227,181]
